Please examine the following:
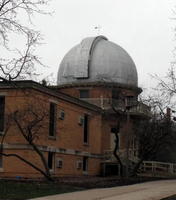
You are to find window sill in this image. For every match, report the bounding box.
[83,143,89,146]
[83,171,88,175]
[48,136,56,140]
[49,169,54,174]
[0,168,4,172]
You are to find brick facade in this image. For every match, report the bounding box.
[0,81,142,179]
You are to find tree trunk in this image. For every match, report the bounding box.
[13,116,52,180]
[30,141,51,177]
[113,132,124,177]
[130,158,144,177]
[1,152,53,181]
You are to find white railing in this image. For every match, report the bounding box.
[104,150,176,176]
[141,161,176,175]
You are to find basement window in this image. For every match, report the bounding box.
[0,96,5,133]
[48,152,54,170]
[49,102,57,137]
[0,154,2,168]
[83,156,88,172]
[83,115,89,144]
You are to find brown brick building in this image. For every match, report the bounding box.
[0,36,149,178]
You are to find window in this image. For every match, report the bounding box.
[76,160,82,169]
[56,158,63,168]
[125,96,137,107]
[0,155,2,168]
[83,115,89,144]
[112,90,119,99]
[79,90,89,98]
[83,156,88,172]
[58,110,65,120]
[78,116,84,126]
[49,102,57,137]
[0,96,5,133]
[48,152,54,170]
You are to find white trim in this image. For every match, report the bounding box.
[0,92,8,96]
[0,168,4,172]
[49,99,59,104]
[2,143,102,158]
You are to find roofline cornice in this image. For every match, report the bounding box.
[0,80,102,113]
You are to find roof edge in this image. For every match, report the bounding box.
[0,80,102,112]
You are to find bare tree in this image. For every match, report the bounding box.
[0,0,50,81]
[110,91,138,177]
[0,102,53,181]
[109,88,176,177]
[131,106,174,176]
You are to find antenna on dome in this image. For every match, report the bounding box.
[94,25,102,35]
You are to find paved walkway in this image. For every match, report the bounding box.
[31,180,176,200]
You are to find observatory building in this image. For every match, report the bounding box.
[0,36,149,178]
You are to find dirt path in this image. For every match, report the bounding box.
[31,180,176,200]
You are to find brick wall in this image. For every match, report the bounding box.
[0,87,103,178]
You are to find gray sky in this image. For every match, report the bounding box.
[33,0,175,89]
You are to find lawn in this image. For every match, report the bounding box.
[0,177,168,199]
[0,180,84,200]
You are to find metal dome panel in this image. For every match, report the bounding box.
[57,36,138,87]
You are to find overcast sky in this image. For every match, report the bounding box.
[33,0,175,90]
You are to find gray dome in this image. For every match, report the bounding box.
[57,36,138,86]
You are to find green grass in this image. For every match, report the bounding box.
[0,180,84,199]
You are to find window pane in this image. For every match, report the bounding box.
[49,103,56,136]
[0,155,2,168]
[83,115,88,143]
[0,96,5,132]
[48,152,53,169]
[80,90,89,98]
[83,157,88,171]
[112,90,119,99]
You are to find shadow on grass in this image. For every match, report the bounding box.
[0,180,84,200]
[0,177,174,200]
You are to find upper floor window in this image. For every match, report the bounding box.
[112,90,119,99]
[125,96,137,107]
[0,96,5,133]
[49,102,57,137]
[79,90,89,98]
